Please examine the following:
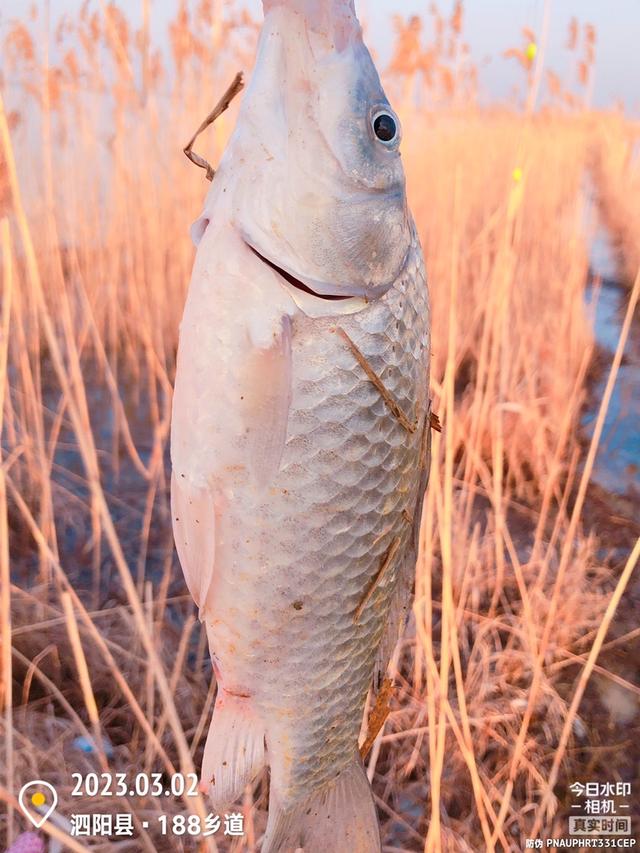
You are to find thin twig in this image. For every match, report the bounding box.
[360,678,394,759]
[183,72,245,181]
[61,591,109,772]
[354,537,401,623]
[337,328,417,434]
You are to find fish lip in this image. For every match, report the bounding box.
[246,242,355,302]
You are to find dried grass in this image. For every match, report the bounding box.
[591,115,640,286]
[0,3,638,852]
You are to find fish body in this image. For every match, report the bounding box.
[171,2,431,850]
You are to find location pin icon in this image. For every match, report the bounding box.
[18,781,58,828]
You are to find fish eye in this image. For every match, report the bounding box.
[372,110,400,146]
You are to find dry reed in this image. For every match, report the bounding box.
[0,3,638,852]
[591,114,640,286]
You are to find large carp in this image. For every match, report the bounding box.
[171,1,431,849]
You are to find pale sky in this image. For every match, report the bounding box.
[2,0,638,114]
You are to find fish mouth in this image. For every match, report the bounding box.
[247,243,353,302]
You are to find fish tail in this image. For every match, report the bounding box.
[201,692,265,809]
[262,755,381,853]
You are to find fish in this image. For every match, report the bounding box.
[170,1,431,850]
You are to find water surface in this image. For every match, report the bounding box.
[583,229,639,498]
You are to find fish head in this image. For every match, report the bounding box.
[226,0,411,302]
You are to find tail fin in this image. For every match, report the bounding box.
[262,756,381,853]
[201,692,265,809]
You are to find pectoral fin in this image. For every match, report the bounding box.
[171,473,218,616]
[241,316,292,488]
